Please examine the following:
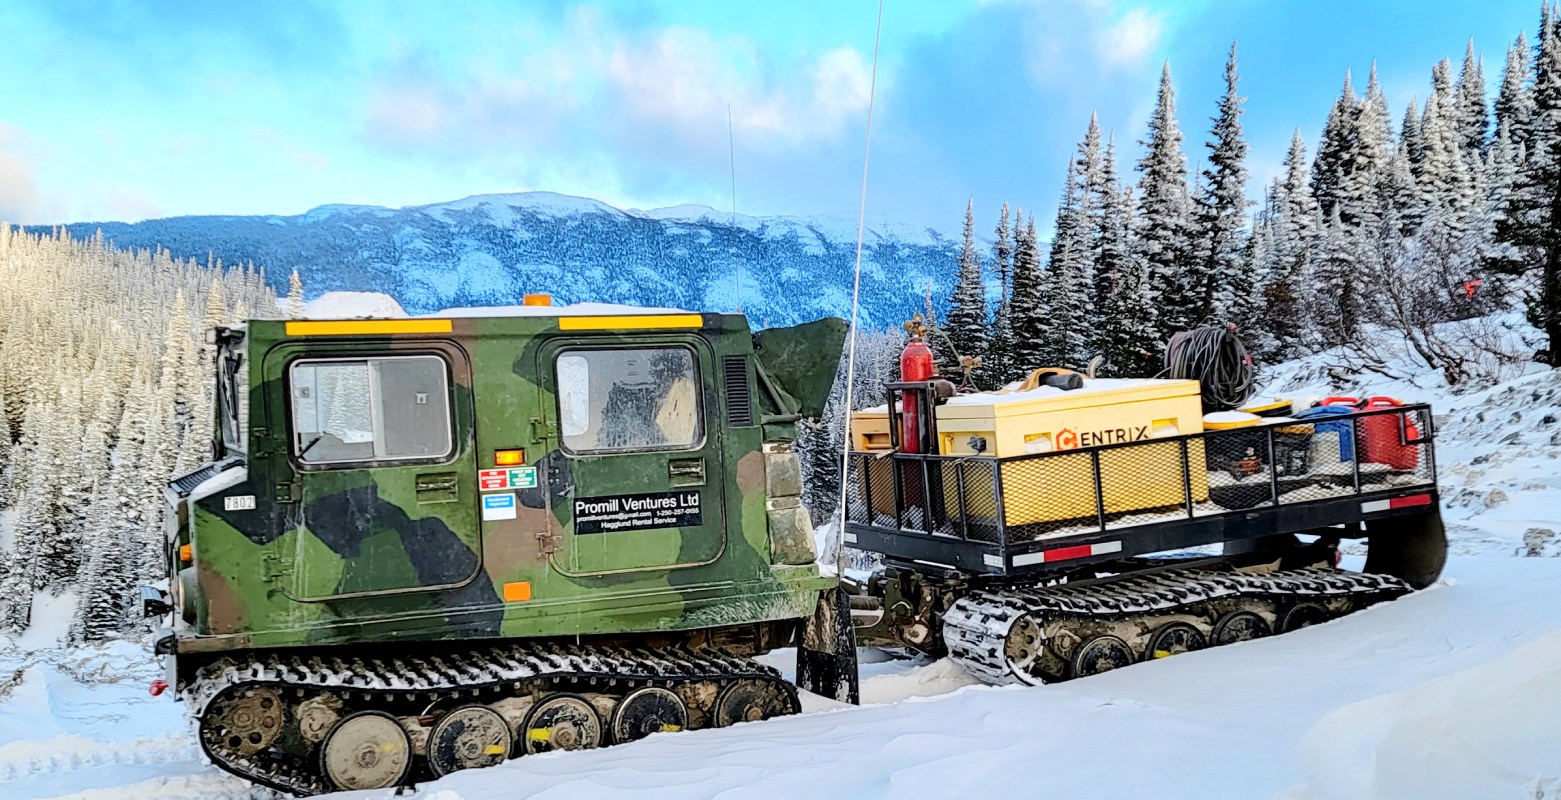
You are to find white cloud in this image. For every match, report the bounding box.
[1099,8,1164,66]
[604,30,872,148]
[363,17,873,157]
[1004,1,1167,85]
[0,125,40,223]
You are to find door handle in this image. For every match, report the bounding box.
[669,458,705,486]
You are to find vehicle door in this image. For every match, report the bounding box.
[537,337,726,576]
[265,342,481,599]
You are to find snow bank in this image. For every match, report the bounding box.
[4,558,1561,799]
[313,556,1561,800]
[1285,629,1561,800]
[16,591,77,652]
[302,291,408,319]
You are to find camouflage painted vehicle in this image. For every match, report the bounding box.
[141,304,857,794]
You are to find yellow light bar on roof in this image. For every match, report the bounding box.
[558,314,703,331]
[285,319,453,336]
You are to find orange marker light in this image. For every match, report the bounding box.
[179,544,193,563]
[522,293,552,307]
[503,582,532,602]
[494,449,525,466]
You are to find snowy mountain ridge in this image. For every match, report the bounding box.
[41,191,961,327]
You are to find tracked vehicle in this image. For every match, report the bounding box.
[844,321,1448,684]
[142,303,858,794]
[144,299,1448,792]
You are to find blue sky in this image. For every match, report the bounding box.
[0,1,1539,232]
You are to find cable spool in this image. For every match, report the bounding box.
[1164,325,1256,412]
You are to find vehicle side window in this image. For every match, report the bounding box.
[289,355,453,465]
[557,347,702,454]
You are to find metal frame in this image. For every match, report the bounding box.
[844,399,1440,578]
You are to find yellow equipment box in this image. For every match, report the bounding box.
[936,379,1204,456]
[850,379,1211,533]
[851,406,894,452]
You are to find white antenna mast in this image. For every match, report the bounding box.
[833,0,884,578]
[728,104,741,314]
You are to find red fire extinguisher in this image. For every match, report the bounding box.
[900,332,934,453]
[898,318,936,515]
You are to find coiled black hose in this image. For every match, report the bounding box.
[1164,326,1256,412]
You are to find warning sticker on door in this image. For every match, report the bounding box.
[481,492,518,521]
[574,490,701,534]
[480,467,538,491]
[508,466,537,489]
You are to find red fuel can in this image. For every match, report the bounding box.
[1357,396,1420,470]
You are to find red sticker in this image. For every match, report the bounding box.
[478,469,510,491]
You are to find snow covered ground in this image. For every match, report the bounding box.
[5,320,1561,799]
[3,556,1559,799]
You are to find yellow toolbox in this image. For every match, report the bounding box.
[850,407,895,452]
[850,379,1211,532]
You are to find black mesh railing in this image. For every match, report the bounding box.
[844,403,1437,546]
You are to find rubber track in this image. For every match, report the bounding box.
[942,566,1412,684]
[189,643,795,796]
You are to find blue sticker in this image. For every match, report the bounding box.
[482,492,517,520]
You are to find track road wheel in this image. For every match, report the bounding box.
[1212,611,1272,645]
[209,686,285,755]
[1279,603,1329,633]
[522,694,603,754]
[1071,635,1135,677]
[1364,509,1448,590]
[1145,622,1207,660]
[1002,615,1049,686]
[319,711,413,792]
[428,705,511,777]
[610,687,688,744]
[713,679,798,727]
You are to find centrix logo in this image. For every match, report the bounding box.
[1054,426,1151,450]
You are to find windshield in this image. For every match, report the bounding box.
[216,332,248,455]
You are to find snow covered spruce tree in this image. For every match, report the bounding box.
[1009,214,1049,376]
[1194,43,1254,325]
[1486,6,1561,365]
[288,269,305,318]
[1255,131,1322,358]
[0,226,279,636]
[1094,166,1160,376]
[1042,116,1102,368]
[1309,68,1394,346]
[943,198,989,376]
[1455,39,1490,163]
[1135,63,1195,338]
[985,203,1018,384]
[1496,33,1535,158]
[1088,134,1126,312]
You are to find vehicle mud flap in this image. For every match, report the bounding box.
[1363,508,1448,590]
[796,588,860,705]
